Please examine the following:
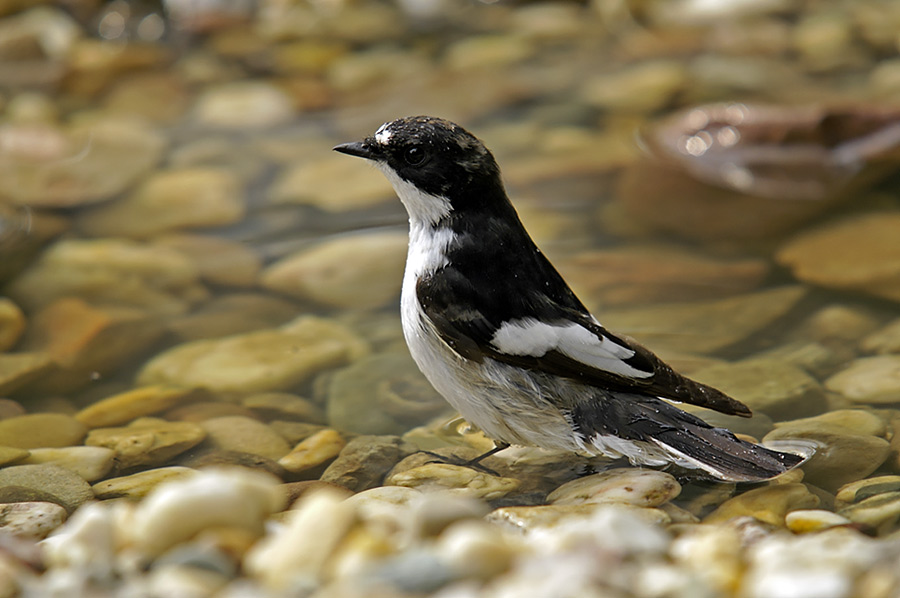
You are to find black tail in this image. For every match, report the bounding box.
[572,394,811,482]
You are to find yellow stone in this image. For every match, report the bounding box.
[279,429,346,474]
[76,386,194,428]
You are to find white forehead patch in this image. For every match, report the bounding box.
[374,122,392,145]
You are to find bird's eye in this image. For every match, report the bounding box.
[403,146,426,166]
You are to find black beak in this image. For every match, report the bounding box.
[333,141,375,159]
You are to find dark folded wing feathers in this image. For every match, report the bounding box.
[416,273,752,418]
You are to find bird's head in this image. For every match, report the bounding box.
[334,116,506,226]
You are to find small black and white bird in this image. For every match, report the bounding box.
[335,115,808,482]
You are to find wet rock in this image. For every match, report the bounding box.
[321,435,416,492]
[0,413,86,449]
[22,446,115,482]
[132,468,284,556]
[0,117,164,207]
[199,416,291,461]
[0,352,54,395]
[0,464,93,513]
[85,417,206,470]
[261,231,407,310]
[103,72,190,124]
[835,475,900,507]
[581,60,687,113]
[193,81,295,129]
[620,105,900,241]
[435,520,516,580]
[245,488,355,591]
[777,211,900,303]
[269,421,327,445]
[837,491,900,535]
[153,234,261,288]
[0,446,29,466]
[669,525,743,595]
[703,483,820,526]
[242,393,325,424]
[547,469,681,508]
[0,398,25,419]
[165,401,258,423]
[92,467,197,500]
[862,318,900,355]
[385,463,520,500]
[278,429,345,475]
[77,168,245,238]
[558,245,768,307]
[825,356,900,404]
[76,386,195,428]
[784,509,852,533]
[14,298,164,394]
[165,293,299,342]
[0,298,25,352]
[138,316,368,395]
[602,286,807,355]
[7,240,204,316]
[691,358,826,420]
[175,449,287,479]
[764,410,891,491]
[0,501,67,540]
[268,155,392,212]
[444,34,534,71]
[742,528,883,598]
[328,352,448,435]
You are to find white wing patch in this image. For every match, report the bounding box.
[490,318,652,378]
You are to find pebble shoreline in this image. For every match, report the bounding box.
[1,0,900,596]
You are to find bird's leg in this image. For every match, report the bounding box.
[465,441,511,467]
[420,441,510,476]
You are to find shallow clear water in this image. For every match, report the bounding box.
[2,0,900,585]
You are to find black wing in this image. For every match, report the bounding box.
[416,253,751,418]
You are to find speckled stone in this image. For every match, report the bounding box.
[23,446,115,482]
[0,413,87,449]
[0,464,93,513]
[547,469,681,508]
[85,417,206,470]
[0,501,67,540]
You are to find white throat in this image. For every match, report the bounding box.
[377,163,452,228]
